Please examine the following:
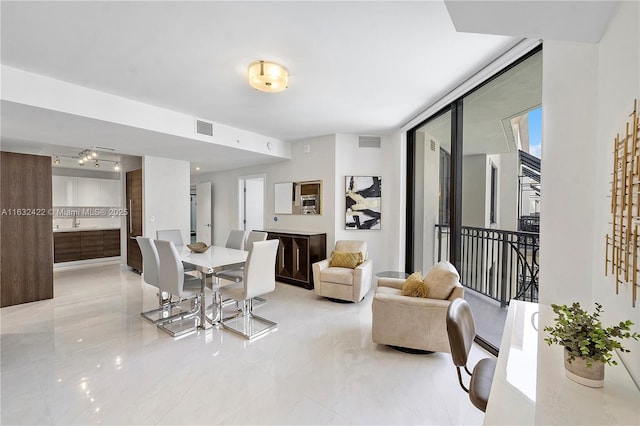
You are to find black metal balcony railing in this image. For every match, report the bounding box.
[436,225,539,306]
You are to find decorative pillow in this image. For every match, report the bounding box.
[329,251,363,269]
[423,261,459,300]
[401,271,428,298]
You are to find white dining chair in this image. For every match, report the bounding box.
[154,239,203,337]
[137,237,171,323]
[225,229,248,250]
[156,229,197,272]
[221,239,279,340]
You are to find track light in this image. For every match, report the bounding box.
[53,156,60,165]
[91,150,97,158]
[94,160,100,168]
[78,158,85,166]
[113,162,121,171]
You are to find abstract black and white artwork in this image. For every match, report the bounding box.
[346,176,381,230]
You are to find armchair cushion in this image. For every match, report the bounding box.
[320,267,355,285]
[401,271,428,298]
[424,261,460,300]
[329,250,363,269]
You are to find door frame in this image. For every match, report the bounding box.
[238,173,266,231]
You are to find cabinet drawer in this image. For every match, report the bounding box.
[103,230,121,256]
[54,232,82,263]
[81,231,104,259]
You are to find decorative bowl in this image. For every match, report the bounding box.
[187,242,210,253]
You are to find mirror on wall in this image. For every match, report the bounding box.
[274,180,322,215]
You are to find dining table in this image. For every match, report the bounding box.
[178,245,247,329]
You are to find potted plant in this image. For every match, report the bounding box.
[543,302,639,388]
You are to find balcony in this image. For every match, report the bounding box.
[436,224,539,348]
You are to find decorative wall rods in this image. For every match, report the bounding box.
[606,99,639,307]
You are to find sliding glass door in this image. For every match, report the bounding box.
[407,47,542,352]
[408,110,451,274]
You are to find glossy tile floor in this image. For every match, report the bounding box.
[1,263,490,425]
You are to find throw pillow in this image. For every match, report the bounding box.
[401,271,428,298]
[423,261,459,300]
[329,251,363,269]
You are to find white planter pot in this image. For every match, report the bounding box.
[564,348,604,388]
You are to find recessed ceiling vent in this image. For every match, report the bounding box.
[195,118,214,137]
[358,136,381,148]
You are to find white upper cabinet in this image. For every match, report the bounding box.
[100,179,121,207]
[52,176,77,206]
[53,176,121,206]
[77,177,102,206]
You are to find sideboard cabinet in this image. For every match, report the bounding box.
[264,231,326,290]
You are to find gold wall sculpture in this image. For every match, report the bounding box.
[606,99,639,307]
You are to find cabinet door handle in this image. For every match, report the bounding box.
[280,245,284,269]
[296,248,299,270]
[129,199,133,234]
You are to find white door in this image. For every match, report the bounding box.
[196,181,212,245]
[242,177,264,231]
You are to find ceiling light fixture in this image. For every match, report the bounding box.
[248,60,288,93]
[53,156,60,165]
[114,162,121,171]
[94,160,100,168]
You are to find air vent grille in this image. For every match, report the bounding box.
[358,136,381,148]
[195,119,214,137]
[430,139,436,151]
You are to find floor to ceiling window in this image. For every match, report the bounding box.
[407,46,542,353]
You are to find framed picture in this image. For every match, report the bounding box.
[345,176,381,230]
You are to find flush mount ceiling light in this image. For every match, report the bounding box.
[248,60,288,93]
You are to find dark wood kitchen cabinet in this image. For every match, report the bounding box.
[265,231,326,290]
[103,229,121,257]
[53,229,121,263]
[126,169,143,272]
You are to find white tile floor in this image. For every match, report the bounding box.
[1,263,490,425]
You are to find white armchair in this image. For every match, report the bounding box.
[312,240,373,302]
[371,261,464,353]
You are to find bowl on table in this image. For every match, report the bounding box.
[187,242,210,253]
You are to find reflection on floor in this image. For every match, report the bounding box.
[2,264,491,425]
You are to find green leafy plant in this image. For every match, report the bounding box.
[544,302,639,368]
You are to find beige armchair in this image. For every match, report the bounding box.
[312,240,373,302]
[372,261,464,353]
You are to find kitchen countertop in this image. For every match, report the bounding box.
[53,227,121,233]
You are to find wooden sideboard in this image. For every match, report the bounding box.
[264,230,326,290]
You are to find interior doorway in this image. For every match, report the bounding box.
[239,175,265,232]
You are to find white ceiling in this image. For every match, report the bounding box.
[0,1,618,173]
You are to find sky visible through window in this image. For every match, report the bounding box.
[528,106,542,158]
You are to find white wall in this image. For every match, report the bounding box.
[462,154,487,227]
[592,1,640,383]
[192,135,336,247]
[499,151,520,230]
[541,1,640,383]
[142,156,190,242]
[192,131,405,274]
[334,133,400,272]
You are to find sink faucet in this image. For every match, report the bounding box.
[72,212,80,228]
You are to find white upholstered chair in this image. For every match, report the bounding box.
[371,261,464,353]
[312,240,373,303]
[156,229,196,272]
[154,239,203,337]
[225,229,248,250]
[137,237,173,324]
[221,239,279,339]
